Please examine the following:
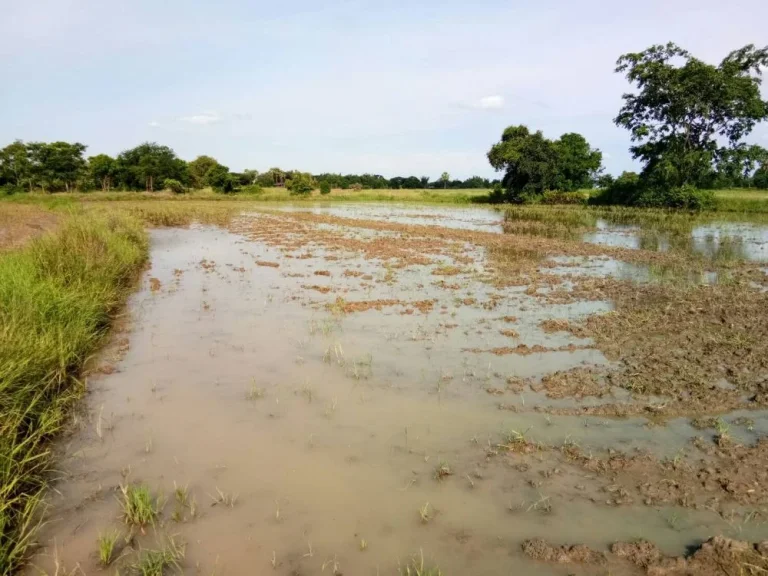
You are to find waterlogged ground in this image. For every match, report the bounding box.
[32,204,768,575]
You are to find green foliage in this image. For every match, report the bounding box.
[540,190,588,205]
[319,180,332,195]
[591,172,715,210]
[187,155,221,189]
[163,178,186,194]
[615,42,768,193]
[0,212,148,574]
[89,154,118,191]
[440,172,450,189]
[117,142,188,191]
[286,172,315,195]
[754,166,768,189]
[487,125,602,202]
[206,163,236,193]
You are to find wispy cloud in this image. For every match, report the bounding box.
[179,111,220,125]
[148,121,160,128]
[471,95,504,110]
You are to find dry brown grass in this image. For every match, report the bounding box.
[0,204,58,251]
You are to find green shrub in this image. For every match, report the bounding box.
[286,173,315,195]
[240,184,263,195]
[349,183,363,191]
[319,181,332,195]
[163,179,186,194]
[590,172,714,210]
[540,190,588,205]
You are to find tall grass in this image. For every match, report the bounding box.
[0,212,148,574]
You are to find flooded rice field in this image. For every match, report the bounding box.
[32,205,768,575]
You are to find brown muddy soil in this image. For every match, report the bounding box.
[0,204,58,250]
[29,205,768,576]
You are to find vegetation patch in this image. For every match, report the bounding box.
[0,212,147,573]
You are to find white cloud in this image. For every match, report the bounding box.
[472,95,504,110]
[148,121,160,127]
[179,112,220,125]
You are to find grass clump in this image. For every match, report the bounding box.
[97,529,121,566]
[119,484,161,529]
[402,550,442,576]
[0,212,148,573]
[133,537,185,576]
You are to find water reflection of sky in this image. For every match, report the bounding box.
[584,219,768,262]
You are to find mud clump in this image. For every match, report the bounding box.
[149,277,162,292]
[499,328,519,338]
[611,540,663,568]
[303,284,332,294]
[255,260,280,268]
[522,538,606,565]
[539,318,570,333]
[314,270,331,276]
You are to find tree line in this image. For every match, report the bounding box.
[0,140,497,195]
[489,42,768,207]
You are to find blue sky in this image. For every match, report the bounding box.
[2,0,767,179]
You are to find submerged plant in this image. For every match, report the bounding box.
[97,529,121,566]
[402,549,442,576]
[119,484,160,529]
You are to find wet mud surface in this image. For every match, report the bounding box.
[32,204,768,575]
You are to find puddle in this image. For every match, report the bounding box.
[32,213,768,575]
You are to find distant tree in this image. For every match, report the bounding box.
[440,172,450,189]
[188,155,220,189]
[25,141,87,192]
[420,176,430,188]
[286,172,315,195]
[242,169,259,185]
[713,144,768,188]
[206,163,236,193]
[89,154,118,191]
[319,180,332,195]
[614,42,768,191]
[754,165,768,189]
[117,142,187,191]
[0,140,31,189]
[595,174,615,189]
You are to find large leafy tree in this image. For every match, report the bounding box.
[487,125,602,201]
[0,140,32,189]
[88,154,118,191]
[117,142,187,191]
[24,141,87,192]
[187,155,221,189]
[614,42,768,189]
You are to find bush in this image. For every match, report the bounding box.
[590,172,715,210]
[240,184,263,195]
[286,173,315,195]
[349,183,363,191]
[163,179,186,194]
[319,181,332,195]
[1,185,24,196]
[540,190,588,205]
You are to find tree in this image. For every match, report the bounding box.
[0,140,31,189]
[286,172,315,195]
[319,181,332,195]
[440,172,450,189]
[89,154,118,191]
[614,43,768,190]
[188,155,220,189]
[206,163,235,193]
[714,144,768,187]
[117,142,187,191]
[164,178,186,194]
[487,125,602,202]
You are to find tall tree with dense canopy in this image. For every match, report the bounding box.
[0,140,32,189]
[117,142,187,191]
[187,155,221,189]
[88,154,118,191]
[440,172,450,189]
[487,125,602,202]
[614,42,768,190]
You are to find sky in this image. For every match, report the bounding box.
[1,0,768,180]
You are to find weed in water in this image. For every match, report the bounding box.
[133,537,185,576]
[97,529,121,566]
[402,549,442,576]
[419,502,432,523]
[246,379,265,401]
[433,462,453,481]
[359,538,368,551]
[209,487,238,508]
[119,484,160,530]
[714,417,730,439]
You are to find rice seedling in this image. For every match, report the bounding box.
[359,538,368,551]
[433,462,453,481]
[133,537,185,576]
[714,417,730,439]
[419,502,432,523]
[209,487,238,508]
[271,551,277,569]
[402,549,442,576]
[246,379,265,401]
[321,555,341,575]
[118,484,161,530]
[97,529,121,566]
[323,342,345,366]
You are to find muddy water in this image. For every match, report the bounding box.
[33,214,767,575]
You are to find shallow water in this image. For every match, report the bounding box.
[32,211,768,575]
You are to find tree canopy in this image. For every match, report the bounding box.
[615,42,768,190]
[487,125,602,202]
[116,142,188,192]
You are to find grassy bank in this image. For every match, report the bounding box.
[0,211,148,573]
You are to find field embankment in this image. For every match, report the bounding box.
[0,210,148,573]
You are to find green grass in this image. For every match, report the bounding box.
[96,529,120,566]
[0,211,148,574]
[133,537,185,576]
[119,484,161,528]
